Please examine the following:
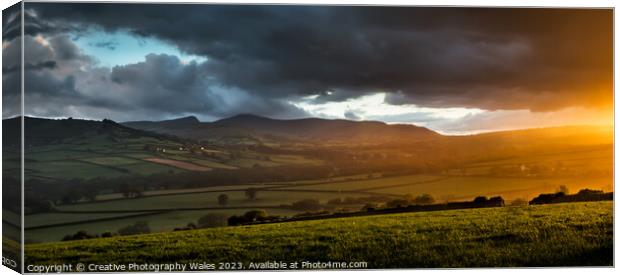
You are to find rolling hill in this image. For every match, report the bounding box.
[3,116,331,182]
[123,114,441,144]
[24,201,613,267]
[3,116,226,184]
[4,115,612,244]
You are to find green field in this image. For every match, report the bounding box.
[25,202,612,268]
[12,131,324,181]
[12,119,614,250]
[24,167,612,243]
[25,208,301,243]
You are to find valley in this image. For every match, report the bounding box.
[1,115,613,243]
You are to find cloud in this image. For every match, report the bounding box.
[423,107,612,135]
[89,40,118,50]
[4,30,308,121]
[24,4,612,113]
[344,110,361,121]
[2,3,22,118]
[5,4,612,126]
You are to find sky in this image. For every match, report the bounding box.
[1,4,613,134]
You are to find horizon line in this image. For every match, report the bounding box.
[3,114,613,137]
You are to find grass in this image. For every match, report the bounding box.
[2,236,21,270]
[55,190,349,212]
[26,160,128,179]
[16,133,324,181]
[25,201,612,268]
[25,208,301,243]
[282,174,443,191]
[374,175,612,201]
[25,212,153,228]
[80,156,141,166]
[27,186,355,242]
[283,173,612,202]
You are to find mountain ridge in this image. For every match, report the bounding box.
[123,113,440,143]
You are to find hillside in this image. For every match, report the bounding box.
[124,114,441,144]
[24,201,613,268]
[3,116,323,183]
[7,116,613,245]
[3,116,181,148]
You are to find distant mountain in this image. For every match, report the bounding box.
[125,116,201,129]
[123,114,441,143]
[2,116,179,147]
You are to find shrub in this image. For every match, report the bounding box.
[228,210,276,226]
[243,210,268,222]
[245,188,258,200]
[557,185,569,194]
[290,199,322,211]
[100,232,116,238]
[227,215,247,226]
[118,221,151,236]
[577,189,604,195]
[217,194,229,207]
[473,196,488,204]
[294,210,331,217]
[197,213,229,228]
[362,203,378,211]
[61,230,96,241]
[386,199,409,208]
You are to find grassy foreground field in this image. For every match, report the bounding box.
[25,201,612,268]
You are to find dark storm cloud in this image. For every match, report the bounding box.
[2,3,20,41]
[3,60,56,74]
[4,30,306,121]
[21,4,613,117]
[2,3,20,118]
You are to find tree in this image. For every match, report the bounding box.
[119,183,131,198]
[403,193,415,202]
[61,189,82,204]
[62,230,95,241]
[245,188,258,200]
[386,199,409,208]
[243,210,268,222]
[118,221,151,236]
[362,203,378,211]
[557,185,569,195]
[81,185,99,202]
[227,215,246,226]
[473,196,488,204]
[197,213,228,228]
[217,194,229,207]
[119,183,142,199]
[291,199,322,211]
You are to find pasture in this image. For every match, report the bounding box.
[14,133,324,182]
[24,150,612,243]
[25,202,613,267]
[15,125,614,246]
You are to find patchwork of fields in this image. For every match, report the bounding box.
[6,118,612,245]
[20,145,613,243]
[12,134,323,182]
[25,202,613,268]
